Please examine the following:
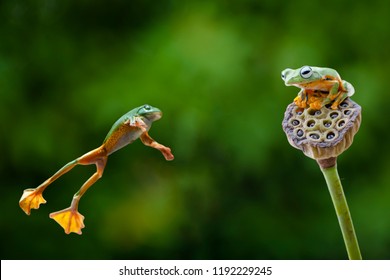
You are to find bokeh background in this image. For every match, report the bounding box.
[1,0,390,260]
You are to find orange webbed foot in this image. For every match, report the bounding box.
[49,207,85,235]
[19,188,47,215]
[309,101,323,110]
[307,95,323,110]
[294,96,307,109]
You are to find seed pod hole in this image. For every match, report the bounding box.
[340,102,349,108]
[296,129,304,137]
[327,132,335,139]
[337,120,346,128]
[330,112,339,119]
[344,110,351,115]
[323,120,332,128]
[308,109,321,116]
[306,120,316,128]
[291,119,300,126]
[309,133,320,140]
[296,109,304,115]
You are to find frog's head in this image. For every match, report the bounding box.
[136,104,162,122]
[281,66,323,87]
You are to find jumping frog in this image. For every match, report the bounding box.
[281,66,355,110]
[19,104,174,235]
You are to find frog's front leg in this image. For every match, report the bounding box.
[140,132,174,161]
[49,146,107,234]
[293,89,308,108]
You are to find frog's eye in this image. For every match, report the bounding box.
[300,66,313,79]
[137,104,152,115]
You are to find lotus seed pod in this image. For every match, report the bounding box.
[282,98,361,160]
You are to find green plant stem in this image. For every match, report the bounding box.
[320,163,362,260]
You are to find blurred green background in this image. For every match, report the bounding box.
[1,0,390,260]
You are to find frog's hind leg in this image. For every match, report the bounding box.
[331,81,354,110]
[49,146,108,234]
[331,92,349,110]
[19,159,79,215]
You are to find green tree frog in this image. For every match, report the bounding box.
[19,104,174,235]
[281,66,354,110]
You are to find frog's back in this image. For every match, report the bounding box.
[312,66,340,78]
